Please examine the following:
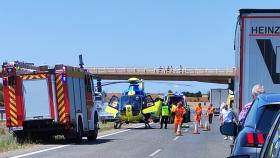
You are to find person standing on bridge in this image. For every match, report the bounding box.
[193,103,202,134]
[173,101,186,136]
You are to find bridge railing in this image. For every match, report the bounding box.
[87,67,235,76]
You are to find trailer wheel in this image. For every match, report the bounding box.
[76,118,83,143]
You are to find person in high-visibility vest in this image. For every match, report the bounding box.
[193,103,202,134]
[160,101,170,129]
[173,101,186,136]
[169,103,177,123]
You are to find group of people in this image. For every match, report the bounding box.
[157,84,265,138]
[218,84,265,140]
[156,98,186,136]
[158,98,215,136]
[193,103,215,134]
[158,65,184,73]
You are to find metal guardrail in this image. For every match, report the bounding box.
[87,67,235,76]
[0,107,5,121]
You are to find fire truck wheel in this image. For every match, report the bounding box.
[15,132,26,144]
[87,123,98,141]
[76,118,83,143]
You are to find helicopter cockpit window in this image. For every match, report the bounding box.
[109,96,120,109]
[120,95,142,110]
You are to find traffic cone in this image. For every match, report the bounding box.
[176,125,183,136]
[203,120,210,131]
[193,122,200,134]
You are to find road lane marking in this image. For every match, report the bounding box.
[10,124,147,158]
[173,136,180,141]
[149,149,161,157]
[10,145,70,158]
[97,129,131,139]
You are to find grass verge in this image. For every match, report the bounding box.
[99,122,115,132]
[0,121,32,153]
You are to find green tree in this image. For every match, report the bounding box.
[168,90,173,93]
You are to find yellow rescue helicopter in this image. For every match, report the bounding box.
[104,78,162,129]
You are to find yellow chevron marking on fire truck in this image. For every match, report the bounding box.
[56,76,62,83]
[56,74,66,123]
[10,117,18,125]
[57,82,63,90]
[10,110,17,118]
[59,107,65,116]
[9,92,15,99]
[22,74,47,80]
[9,103,17,112]
[10,98,16,105]
[58,100,65,110]
[8,86,18,126]
[57,88,63,96]
[59,113,65,122]
[58,95,64,103]
[8,86,15,93]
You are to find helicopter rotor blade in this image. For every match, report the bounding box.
[145,81,193,87]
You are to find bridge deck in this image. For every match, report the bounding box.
[87,67,235,84]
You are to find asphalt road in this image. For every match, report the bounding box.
[1,116,231,158]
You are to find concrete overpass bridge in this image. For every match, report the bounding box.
[87,67,235,84]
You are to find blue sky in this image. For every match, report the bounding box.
[1,1,279,93]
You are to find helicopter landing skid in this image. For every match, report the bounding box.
[144,120,151,129]
[114,121,123,129]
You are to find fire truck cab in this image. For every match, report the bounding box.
[2,61,99,142]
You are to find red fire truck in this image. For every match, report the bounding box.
[1,61,99,142]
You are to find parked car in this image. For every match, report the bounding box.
[220,93,280,158]
[259,111,280,158]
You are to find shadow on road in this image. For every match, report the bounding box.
[126,127,156,130]
[31,137,116,146]
[81,138,116,145]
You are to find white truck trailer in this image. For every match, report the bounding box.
[210,89,229,116]
[234,9,280,112]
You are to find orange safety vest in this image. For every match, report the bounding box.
[207,106,214,115]
[174,106,186,124]
[194,105,202,122]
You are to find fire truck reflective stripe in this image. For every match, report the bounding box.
[56,74,66,123]
[9,103,17,112]
[59,113,66,122]
[22,74,47,80]
[57,82,63,89]
[9,92,15,99]
[10,98,16,105]
[8,86,18,126]
[56,76,62,84]
[9,86,15,93]
[57,88,63,96]
[57,95,64,103]
[10,110,17,118]
[59,107,65,116]
[10,117,18,125]
[58,100,65,110]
